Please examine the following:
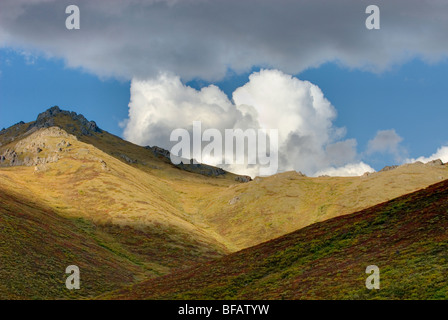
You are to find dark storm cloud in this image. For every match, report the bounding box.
[1,0,448,80]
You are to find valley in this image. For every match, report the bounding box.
[0,106,447,299]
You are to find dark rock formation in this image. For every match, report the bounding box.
[235,175,252,182]
[177,161,227,177]
[146,145,229,177]
[147,145,171,158]
[31,106,102,136]
[144,145,250,181]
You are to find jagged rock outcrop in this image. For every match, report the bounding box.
[145,145,234,178]
[0,147,60,167]
[235,175,252,182]
[177,161,227,177]
[30,106,102,136]
[0,106,102,148]
[0,126,111,174]
[0,149,20,166]
[147,145,171,158]
[0,121,28,146]
[0,127,75,168]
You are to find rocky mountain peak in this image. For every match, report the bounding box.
[0,106,251,182]
[33,106,102,136]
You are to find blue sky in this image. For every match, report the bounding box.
[190,60,448,167]
[1,48,447,171]
[0,49,130,137]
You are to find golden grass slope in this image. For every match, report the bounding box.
[2,108,447,299]
[108,179,448,300]
[2,117,447,255]
[0,127,230,297]
[197,166,448,250]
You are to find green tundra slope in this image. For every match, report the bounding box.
[0,184,225,299]
[109,179,448,300]
[0,186,140,299]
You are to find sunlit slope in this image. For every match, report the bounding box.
[1,107,447,255]
[0,107,245,185]
[109,179,448,300]
[198,166,447,250]
[0,127,228,279]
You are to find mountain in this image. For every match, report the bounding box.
[0,106,446,299]
[0,108,236,299]
[108,179,448,300]
[0,106,250,181]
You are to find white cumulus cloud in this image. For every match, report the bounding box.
[124,69,369,177]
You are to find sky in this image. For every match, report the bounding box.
[1,0,448,177]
